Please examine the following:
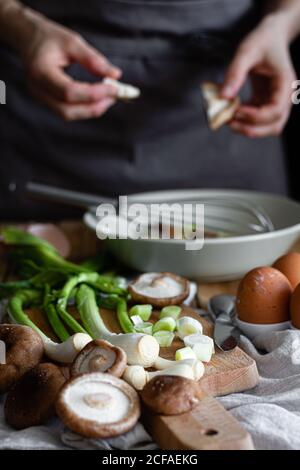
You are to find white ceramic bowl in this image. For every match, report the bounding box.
[84,189,300,281]
[236,318,291,340]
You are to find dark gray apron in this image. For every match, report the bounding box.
[0,0,289,220]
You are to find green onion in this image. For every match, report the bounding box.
[116,297,134,333]
[43,285,70,342]
[56,273,100,334]
[0,270,64,299]
[56,272,125,334]
[7,289,47,340]
[153,331,175,348]
[75,284,159,367]
[135,322,153,335]
[76,283,111,338]
[96,293,120,310]
[2,227,58,252]
[152,316,176,334]
[2,227,90,274]
[129,304,153,321]
[160,305,182,320]
[175,346,196,361]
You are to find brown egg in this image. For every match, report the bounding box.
[236,267,292,324]
[290,284,300,329]
[273,252,300,290]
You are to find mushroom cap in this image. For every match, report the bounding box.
[202,81,240,131]
[128,272,189,307]
[71,339,127,378]
[56,372,141,438]
[0,324,44,394]
[141,375,203,415]
[4,363,66,429]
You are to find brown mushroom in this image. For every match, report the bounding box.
[140,375,204,415]
[0,324,44,394]
[4,363,66,429]
[71,339,127,378]
[128,272,189,308]
[56,372,141,438]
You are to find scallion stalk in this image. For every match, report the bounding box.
[43,285,70,342]
[117,298,135,333]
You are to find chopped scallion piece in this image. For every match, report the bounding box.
[129,304,153,321]
[175,346,196,361]
[131,315,144,326]
[160,305,182,320]
[135,322,153,335]
[152,316,176,333]
[153,331,175,348]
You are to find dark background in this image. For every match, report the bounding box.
[285,39,300,201]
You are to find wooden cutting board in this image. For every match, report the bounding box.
[25,304,259,450]
[0,221,259,450]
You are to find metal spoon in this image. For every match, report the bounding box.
[207,295,240,351]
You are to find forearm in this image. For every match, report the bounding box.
[0,1,45,55]
[264,0,300,42]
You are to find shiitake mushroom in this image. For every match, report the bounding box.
[56,372,141,438]
[0,324,44,394]
[71,339,127,378]
[141,375,203,415]
[5,363,66,429]
[129,272,189,308]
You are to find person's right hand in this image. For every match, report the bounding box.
[22,16,121,120]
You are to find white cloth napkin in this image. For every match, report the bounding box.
[61,424,157,450]
[219,330,300,450]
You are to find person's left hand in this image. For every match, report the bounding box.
[221,15,297,138]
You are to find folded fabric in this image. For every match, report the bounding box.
[61,423,157,450]
[219,330,300,450]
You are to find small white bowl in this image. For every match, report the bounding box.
[236,318,291,340]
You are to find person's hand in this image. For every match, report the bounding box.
[221,15,296,138]
[21,15,121,120]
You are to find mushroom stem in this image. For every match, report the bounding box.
[149,364,195,382]
[154,356,205,381]
[123,363,197,390]
[43,334,92,363]
[123,366,149,391]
